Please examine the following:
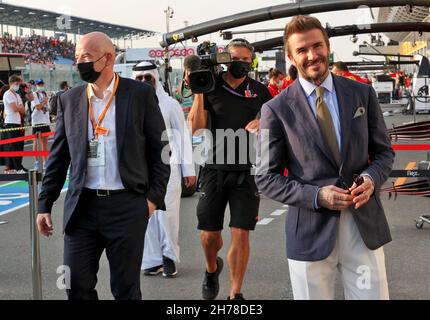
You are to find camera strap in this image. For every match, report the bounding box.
[221,83,257,99]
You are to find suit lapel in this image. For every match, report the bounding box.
[290,81,338,169]
[333,76,353,168]
[76,87,89,164]
[115,76,131,157]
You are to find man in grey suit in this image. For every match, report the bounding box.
[255,16,395,300]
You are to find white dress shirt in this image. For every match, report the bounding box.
[83,75,125,190]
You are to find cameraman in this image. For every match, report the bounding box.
[187,39,272,300]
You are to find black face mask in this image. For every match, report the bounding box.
[228,60,251,79]
[77,54,106,83]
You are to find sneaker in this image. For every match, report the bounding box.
[162,256,178,278]
[143,265,163,276]
[202,257,223,300]
[227,293,245,300]
[16,170,27,174]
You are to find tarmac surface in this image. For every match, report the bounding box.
[0,112,429,300]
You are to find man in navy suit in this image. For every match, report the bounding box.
[36,32,170,300]
[255,16,394,300]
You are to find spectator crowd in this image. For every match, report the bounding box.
[0,33,75,64]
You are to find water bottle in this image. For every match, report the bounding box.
[34,160,40,171]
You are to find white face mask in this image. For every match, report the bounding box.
[277,80,284,88]
[12,85,20,92]
[37,86,45,91]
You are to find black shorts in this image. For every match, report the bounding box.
[32,125,51,134]
[196,167,260,231]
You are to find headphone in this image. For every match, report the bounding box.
[226,38,258,69]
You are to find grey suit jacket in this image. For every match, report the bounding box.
[255,74,395,261]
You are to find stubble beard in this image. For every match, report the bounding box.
[301,56,330,86]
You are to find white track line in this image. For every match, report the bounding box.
[271,209,287,216]
[0,187,68,217]
[257,218,274,225]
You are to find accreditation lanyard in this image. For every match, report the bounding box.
[86,74,120,141]
[222,83,258,98]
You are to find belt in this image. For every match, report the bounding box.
[82,188,128,197]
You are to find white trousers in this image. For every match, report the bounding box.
[288,209,389,300]
[142,164,182,270]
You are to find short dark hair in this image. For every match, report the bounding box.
[8,74,22,85]
[60,81,69,90]
[268,68,282,80]
[284,15,330,55]
[227,38,254,57]
[288,65,298,80]
[332,61,349,72]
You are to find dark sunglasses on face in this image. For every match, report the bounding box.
[136,74,155,82]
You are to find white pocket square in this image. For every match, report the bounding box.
[353,107,366,119]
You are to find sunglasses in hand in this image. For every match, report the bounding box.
[352,174,364,187]
[339,174,364,192]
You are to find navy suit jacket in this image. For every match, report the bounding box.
[38,76,170,233]
[255,74,394,261]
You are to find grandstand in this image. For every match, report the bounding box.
[1,34,75,64]
[0,1,157,89]
[0,2,156,41]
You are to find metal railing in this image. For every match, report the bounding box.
[0,172,44,299]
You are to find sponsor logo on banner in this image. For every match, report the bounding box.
[126,46,227,62]
[148,48,196,58]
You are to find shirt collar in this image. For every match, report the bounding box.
[298,72,334,98]
[88,74,116,100]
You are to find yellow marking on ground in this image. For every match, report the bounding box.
[395,162,416,187]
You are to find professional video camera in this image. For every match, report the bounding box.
[186,41,231,94]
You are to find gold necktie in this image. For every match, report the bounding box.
[315,86,340,166]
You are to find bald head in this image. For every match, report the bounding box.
[75,32,115,83]
[77,32,115,57]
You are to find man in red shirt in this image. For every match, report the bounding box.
[281,65,298,89]
[332,61,367,84]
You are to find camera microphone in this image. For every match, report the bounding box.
[184,55,201,72]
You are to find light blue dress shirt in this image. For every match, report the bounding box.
[298,73,342,209]
[298,73,342,152]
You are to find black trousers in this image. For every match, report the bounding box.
[64,190,149,300]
